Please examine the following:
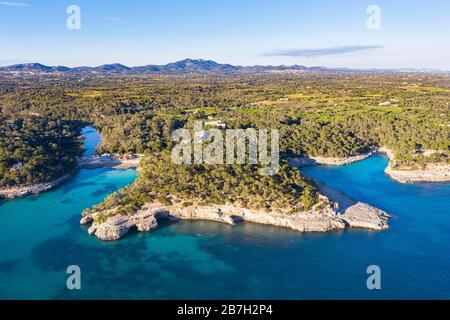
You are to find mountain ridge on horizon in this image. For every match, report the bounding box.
[0,59,446,74]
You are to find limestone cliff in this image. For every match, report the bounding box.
[82,190,390,241]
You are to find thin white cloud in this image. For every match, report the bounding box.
[105,16,120,23]
[0,1,32,7]
[262,46,383,58]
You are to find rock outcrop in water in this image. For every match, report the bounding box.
[340,203,390,230]
[86,209,159,241]
[82,187,391,241]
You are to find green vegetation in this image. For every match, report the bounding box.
[1,71,448,197]
[0,115,83,187]
[83,152,319,219]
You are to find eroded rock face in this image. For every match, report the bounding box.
[88,208,159,241]
[311,181,390,231]
[156,206,238,225]
[80,214,93,225]
[83,195,391,241]
[81,169,393,241]
[163,203,346,232]
[94,223,129,241]
[136,215,159,232]
[234,206,346,232]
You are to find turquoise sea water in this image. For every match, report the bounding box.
[0,129,449,299]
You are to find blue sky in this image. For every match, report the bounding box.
[0,0,449,69]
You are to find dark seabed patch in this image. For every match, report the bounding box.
[60,182,97,195]
[90,183,122,198]
[0,259,22,273]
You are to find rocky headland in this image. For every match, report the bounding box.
[81,186,391,241]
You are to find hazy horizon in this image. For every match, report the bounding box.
[1,0,449,69]
[1,58,449,71]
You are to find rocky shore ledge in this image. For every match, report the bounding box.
[289,147,450,183]
[288,150,378,167]
[0,175,72,200]
[81,188,391,241]
[378,147,450,183]
[385,164,450,183]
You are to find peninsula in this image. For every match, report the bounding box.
[1,62,448,240]
[81,154,391,241]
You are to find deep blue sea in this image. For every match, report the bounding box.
[0,128,449,299]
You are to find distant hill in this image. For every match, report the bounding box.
[0,63,55,73]
[0,59,317,75]
[0,59,446,75]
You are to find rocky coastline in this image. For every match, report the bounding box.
[0,154,142,200]
[384,164,450,183]
[378,147,450,183]
[290,147,450,183]
[288,149,378,167]
[78,145,450,241]
[0,174,72,200]
[81,187,391,241]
